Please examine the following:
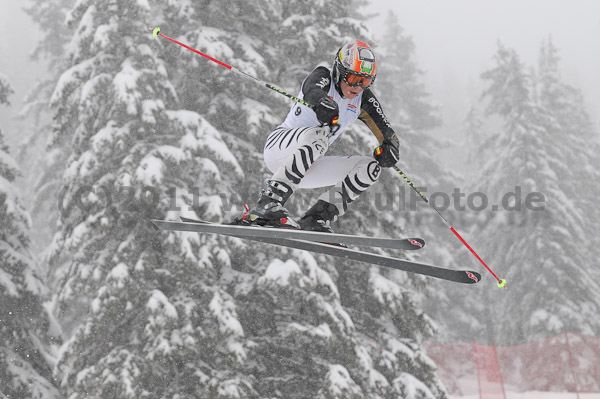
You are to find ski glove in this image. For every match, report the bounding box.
[314,96,339,126]
[373,136,400,167]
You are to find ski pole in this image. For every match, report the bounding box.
[151,27,336,122]
[152,27,499,285]
[386,163,507,289]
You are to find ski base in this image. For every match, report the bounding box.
[151,218,482,285]
[151,219,424,251]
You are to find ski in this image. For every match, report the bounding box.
[151,219,425,251]
[151,218,481,284]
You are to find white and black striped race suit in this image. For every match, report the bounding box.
[264,66,398,215]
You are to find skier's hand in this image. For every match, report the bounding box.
[373,136,400,167]
[314,96,339,126]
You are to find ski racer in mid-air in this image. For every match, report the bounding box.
[150,28,493,286]
[246,40,400,233]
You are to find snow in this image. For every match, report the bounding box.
[66,4,96,60]
[196,195,223,220]
[164,109,243,176]
[287,322,333,339]
[50,58,94,105]
[0,177,14,210]
[0,268,19,296]
[217,379,246,399]
[450,393,600,399]
[282,15,311,28]
[141,99,164,124]
[23,265,48,296]
[0,240,34,271]
[354,344,389,388]
[192,27,235,62]
[530,309,564,331]
[386,338,417,362]
[209,290,244,336]
[4,348,61,398]
[43,300,63,338]
[135,0,150,11]
[0,71,11,93]
[93,22,115,49]
[113,58,143,115]
[259,259,303,286]
[369,271,404,310]
[299,252,339,297]
[182,115,244,174]
[146,289,178,319]
[90,287,106,313]
[12,1,600,397]
[107,263,129,289]
[318,364,363,397]
[394,372,436,399]
[0,147,20,175]
[241,98,280,135]
[235,34,268,73]
[134,153,165,186]
[208,290,247,364]
[64,150,97,181]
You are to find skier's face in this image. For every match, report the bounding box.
[340,80,364,99]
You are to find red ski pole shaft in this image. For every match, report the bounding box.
[389,164,507,288]
[151,27,316,111]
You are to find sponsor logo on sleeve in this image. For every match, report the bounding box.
[316,77,330,89]
[368,97,392,129]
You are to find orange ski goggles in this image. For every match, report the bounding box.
[343,72,374,88]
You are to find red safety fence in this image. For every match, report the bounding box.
[425,333,600,398]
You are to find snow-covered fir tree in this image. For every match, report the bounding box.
[18,0,76,256]
[0,72,59,398]
[37,0,459,397]
[535,37,600,273]
[48,1,255,397]
[157,1,448,397]
[448,42,600,348]
[459,106,489,167]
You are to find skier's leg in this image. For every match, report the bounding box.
[265,127,330,186]
[298,156,382,232]
[248,126,330,226]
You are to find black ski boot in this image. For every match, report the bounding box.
[299,200,339,233]
[244,180,299,229]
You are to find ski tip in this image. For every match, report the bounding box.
[408,238,425,249]
[464,271,482,284]
[152,27,161,37]
[180,216,209,224]
[150,220,162,230]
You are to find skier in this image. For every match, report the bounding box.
[246,40,399,232]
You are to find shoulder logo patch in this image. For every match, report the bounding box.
[316,77,330,89]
